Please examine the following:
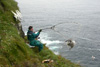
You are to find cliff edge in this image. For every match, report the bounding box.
[0,0,81,67]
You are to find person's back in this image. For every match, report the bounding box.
[27,26,43,51]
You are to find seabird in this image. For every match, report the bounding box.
[65,39,76,50]
[92,56,95,60]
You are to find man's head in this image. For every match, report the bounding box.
[28,26,33,31]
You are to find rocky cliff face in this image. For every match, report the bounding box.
[0,0,25,38]
[15,21,25,38]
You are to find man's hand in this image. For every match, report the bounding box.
[39,29,42,33]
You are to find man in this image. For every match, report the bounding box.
[27,26,43,51]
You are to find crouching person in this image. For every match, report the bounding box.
[27,26,43,52]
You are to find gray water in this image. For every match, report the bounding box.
[16,0,100,67]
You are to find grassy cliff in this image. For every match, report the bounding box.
[0,0,81,67]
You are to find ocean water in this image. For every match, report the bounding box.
[16,0,100,67]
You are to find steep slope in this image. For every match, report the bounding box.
[0,0,81,67]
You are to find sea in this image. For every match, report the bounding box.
[16,0,100,67]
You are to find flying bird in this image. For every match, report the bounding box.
[65,39,76,50]
[92,56,95,60]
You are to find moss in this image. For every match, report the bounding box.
[0,0,81,67]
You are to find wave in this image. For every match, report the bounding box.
[76,37,100,43]
[77,47,100,51]
[54,51,59,55]
[25,31,64,55]
[39,32,63,45]
[40,39,63,45]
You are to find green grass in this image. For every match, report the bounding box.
[0,0,81,67]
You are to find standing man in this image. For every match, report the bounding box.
[27,26,43,51]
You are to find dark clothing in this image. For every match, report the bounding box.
[27,30,43,51]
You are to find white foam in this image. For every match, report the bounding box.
[25,31,27,35]
[40,39,63,45]
[39,32,63,45]
[25,32,62,55]
[54,51,60,55]
[49,46,62,50]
